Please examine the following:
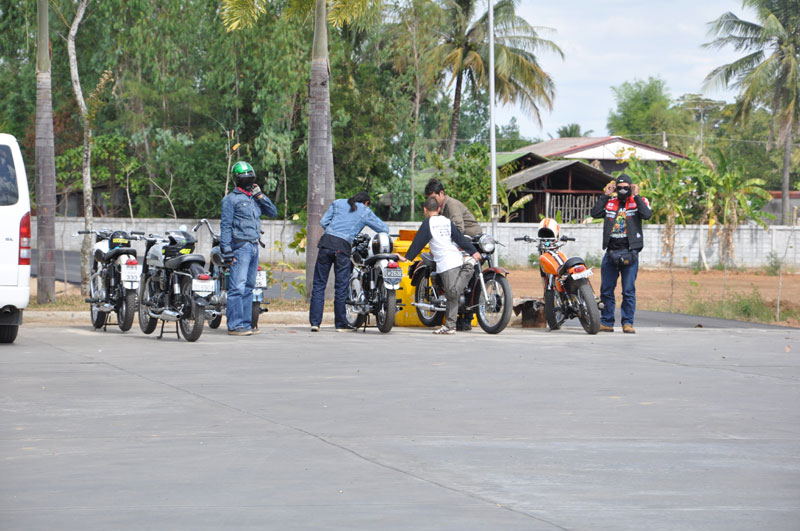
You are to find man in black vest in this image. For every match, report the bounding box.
[590,174,652,334]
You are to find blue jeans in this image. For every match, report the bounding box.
[227,242,258,331]
[600,250,639,326]
[309,248,351,328]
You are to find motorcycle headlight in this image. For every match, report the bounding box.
[478,234,495,253]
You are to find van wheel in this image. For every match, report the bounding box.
[0,325,19,344]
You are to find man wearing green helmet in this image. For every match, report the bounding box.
[220,161,278,336]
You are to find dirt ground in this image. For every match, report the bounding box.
[505,267,800,327]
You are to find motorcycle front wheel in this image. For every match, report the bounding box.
[476,272,512,334]
[544,288,567,331]
[345,276,367,329]
[179,279,204,342]
[117,289,137,332]
[138,273,158,334]
[575,282,601,334]
[414,271,444,327]
[375,281,396,333]
[89,265,107,329]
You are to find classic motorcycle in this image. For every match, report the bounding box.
[137,228,211,341]
[515,219,601,334]
[409,233,512,334]
[78,228,143,331]
[345,232,402,333]
[192,219,268,330]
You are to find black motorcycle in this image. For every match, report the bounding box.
[192,218,268,330]
[345,232,403,333]
[409,233,513,334]
[79,228,144,331]
[137,229,211,341]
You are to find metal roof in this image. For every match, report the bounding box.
[513,136,687,160]
[502,159,611,189]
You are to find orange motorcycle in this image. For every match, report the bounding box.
[515,218,600,334]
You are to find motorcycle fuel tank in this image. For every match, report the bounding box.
[539,250,567,276]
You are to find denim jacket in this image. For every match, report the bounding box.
[220,188,278,253]
[321,199,389,243]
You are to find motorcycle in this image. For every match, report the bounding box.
[78,228,143,331]
[409,233,513,334]
[514,230,601,334]
[345,232,402,333]
[192,219,268,330]
[137,228,211,341]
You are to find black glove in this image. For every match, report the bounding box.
[222,250,234,264]
[250,184,263,199]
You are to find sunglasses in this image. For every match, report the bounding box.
[616,185,630,190]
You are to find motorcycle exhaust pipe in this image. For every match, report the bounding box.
[149,309,180,321]
[95,303,115,313]
[411,302,444,311]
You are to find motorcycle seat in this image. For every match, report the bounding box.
[164,253,207,270]
[558,256,585,276]
[363,253,397,267]
[95,247,137,263]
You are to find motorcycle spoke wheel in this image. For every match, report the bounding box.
[138,274,158,334]
[118,289,137,331]
[375,281,396,333]
[89,267,107,329]
[414,272,444,327]
[544,289,567,331]
[179,280,204,342]
[346,277,366,329]
[476,273,512,334]
[576,283,601,334]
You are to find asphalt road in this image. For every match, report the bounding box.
[1,321,798,530]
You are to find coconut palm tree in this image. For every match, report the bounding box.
[429,0,562,158]
[704,0,800,224]
[555,123,593,138]
[35,0,56,304]
[221,0,375,299]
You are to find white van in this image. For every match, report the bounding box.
[0,134,31,343]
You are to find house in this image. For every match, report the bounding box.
[513,135,688,175]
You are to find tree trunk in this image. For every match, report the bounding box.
[305,0,336,301]
[35,0,56,304]
[780,121,793,225]
[68,0,92,295]
[446,68,465,158]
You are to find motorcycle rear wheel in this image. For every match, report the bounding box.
[138,274,158,334]
[251,301,261,330]
[576,282,601,334]
[476,273,512,334]
[179,279,204,342]
[414,271,444,327]
[544,289,566,331]
[376,282,396,333]
[117,289,137,331]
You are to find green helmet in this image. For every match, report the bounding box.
[232,161,256,189]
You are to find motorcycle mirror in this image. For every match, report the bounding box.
[179,224,188,232]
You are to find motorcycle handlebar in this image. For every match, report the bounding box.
[131,231,145,236]
[561,236,576,241]
[513,236,532,242]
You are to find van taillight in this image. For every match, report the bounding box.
[19,212,31,266]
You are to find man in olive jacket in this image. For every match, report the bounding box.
[590,174,651,334]
[424,178,482,237]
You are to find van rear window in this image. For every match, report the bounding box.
[0,145,19,206]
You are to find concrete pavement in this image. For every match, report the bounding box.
[1,322,798,530]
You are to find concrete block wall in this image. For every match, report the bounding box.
[33,217,799,268]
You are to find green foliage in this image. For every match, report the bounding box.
[686,287,798,323]
[765,251,783,276]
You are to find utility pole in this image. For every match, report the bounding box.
[488,0,499,266]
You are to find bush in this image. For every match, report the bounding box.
[765,251,782,276]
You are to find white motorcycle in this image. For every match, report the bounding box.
[345,232,403,333]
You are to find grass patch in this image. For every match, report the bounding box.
[684,287,799,323]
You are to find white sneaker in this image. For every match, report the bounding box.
[433,326,455,335]
[310,325,320,332]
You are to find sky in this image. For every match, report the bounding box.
[494,0,759,140]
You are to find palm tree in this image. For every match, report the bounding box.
[35,0,56,304]
[704,0,800,224]
[221,0,374,299]
[555,123,593,138]
[429,0,563,158]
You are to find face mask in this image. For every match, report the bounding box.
[616,186,631,199]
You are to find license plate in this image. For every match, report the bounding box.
[383,268,403,283]
[192,279,215,294]
[255,270,268,288]
[571,269,593,280]
[122,265,141,282]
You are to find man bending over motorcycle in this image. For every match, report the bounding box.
[400,197,481,335]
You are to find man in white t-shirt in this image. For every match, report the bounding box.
[400,197,481,335]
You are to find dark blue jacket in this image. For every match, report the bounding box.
[220,188,278,253]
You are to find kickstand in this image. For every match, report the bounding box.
[157,320,181,340]
[361,314,369,332]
